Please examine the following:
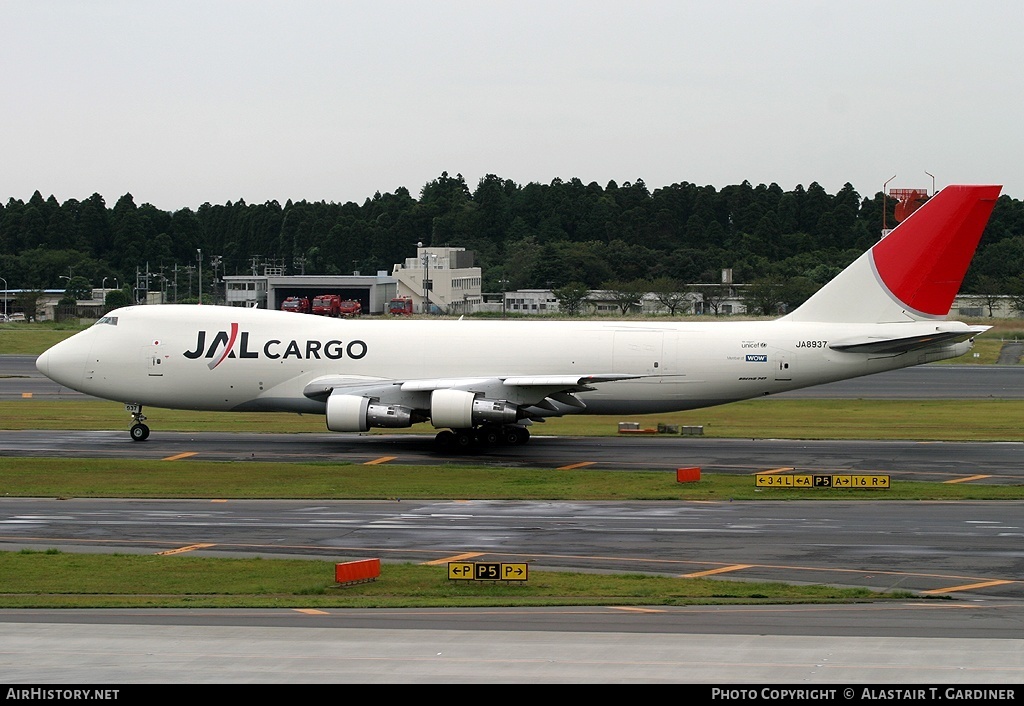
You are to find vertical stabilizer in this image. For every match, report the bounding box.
[782,184,1001,323]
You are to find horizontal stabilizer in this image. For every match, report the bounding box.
[829,326,989,354]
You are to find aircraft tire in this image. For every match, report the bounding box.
[502,426,528,445]
[130,423,150,442]
[452,429,476,450]
[434,430,455,450]
[477,426,501,445]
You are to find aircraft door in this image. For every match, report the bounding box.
[613,331,664,375]
[774,352,793,381]
[142,342,167,378]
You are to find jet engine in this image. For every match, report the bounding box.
[430,388,519,429]
[326,392,416,432]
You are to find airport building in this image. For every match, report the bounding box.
[224,269,399,314]
[390,246,483,315]
[221,246,483,315]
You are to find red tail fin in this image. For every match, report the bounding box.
[872,184,1001,317]
[785,183,1001,323]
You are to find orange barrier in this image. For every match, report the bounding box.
[335,558,381,585]
[676,467,701,483]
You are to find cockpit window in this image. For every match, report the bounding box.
[95,316,118,326]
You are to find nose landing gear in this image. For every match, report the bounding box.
[126,403,150,441]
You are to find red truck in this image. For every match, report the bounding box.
[387,297,414,315]
[280,296,310,314]
[338,299,362,316]
[311,294,343,316]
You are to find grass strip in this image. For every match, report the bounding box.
[1,457,1021,500]
[0,549,913,609]
[2,398,1024,440]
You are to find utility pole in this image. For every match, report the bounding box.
[417,241,430,314]
[210,255,222,305]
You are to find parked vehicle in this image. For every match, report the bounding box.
[387,297,414,315]
[280,297,311,314]
[311,294,343,317]
[338,299,362,316]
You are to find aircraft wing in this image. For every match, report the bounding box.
[828,326,990,355]
[302,372,642,415]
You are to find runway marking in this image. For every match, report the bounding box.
[211,499,227,503]
[611,606,665,613]
[162,452,198,461]
[156,543,215,556]
[364,456,397,465]
[21,392,32,398]
[557,462,596,470]
[680,564,754,578]
[944,474,992,484]
[294,609,330,615]
[423,552,483,565]
[756,467,794,475]
[921,579,1014,595]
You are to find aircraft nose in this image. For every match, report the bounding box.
[35,348,49,377]
[36,338,89,389]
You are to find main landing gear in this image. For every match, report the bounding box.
[434,424,530,452]
[126,403,150,441]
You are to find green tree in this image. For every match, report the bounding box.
[742,277,786,316]
[553,282,590,316]
[971,276,1005,317]
[649,276,691,315]
[64,275,93,301]
[780,275,819,313]
[104,288,131,311]
[15,290,45,322]
[602,279,646,315]
[698,283,732,316]
[1004,276,1024,317]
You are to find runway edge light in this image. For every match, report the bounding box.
[676,467,701,483]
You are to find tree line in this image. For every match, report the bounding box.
[3,173,1023,315]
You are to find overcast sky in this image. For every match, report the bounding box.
[4,1,1022,212]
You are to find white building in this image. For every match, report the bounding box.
[391,246,482,315]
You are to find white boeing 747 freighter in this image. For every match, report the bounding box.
[36,184,1001,450]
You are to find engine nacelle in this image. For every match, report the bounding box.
[430,389,519,429]
[326,393,414,432]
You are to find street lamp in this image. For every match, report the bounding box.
[499,278,509,319]
[197,249,203,305]
[882,174,896,234]
[0,276,6,319]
